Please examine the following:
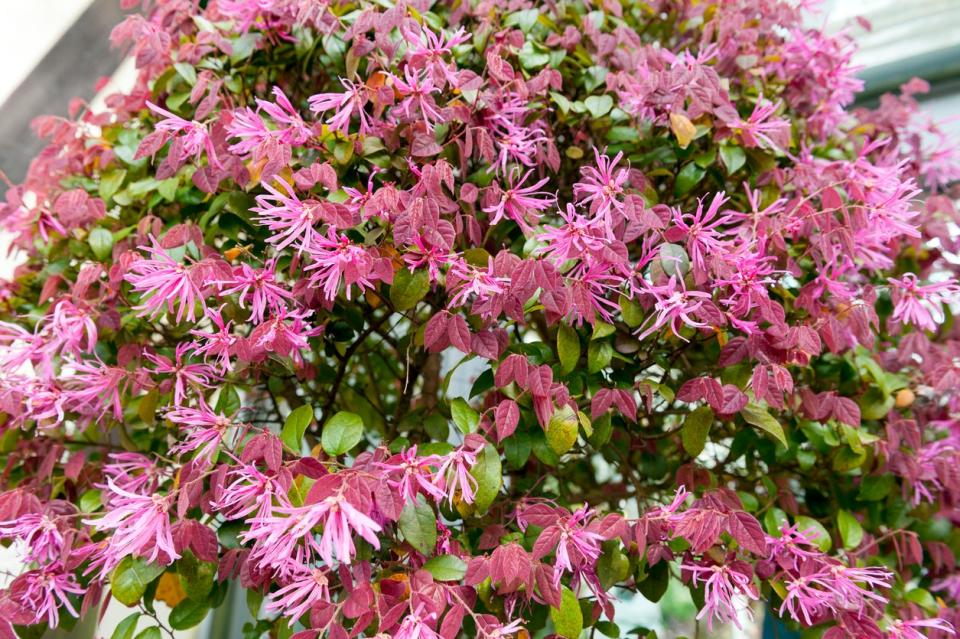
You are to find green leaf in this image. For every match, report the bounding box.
[450,397,480,434]
[837,509,864,549]
[423,414,449,441]
[399,499,437,554]
[89,228,114,261]
[584,95,614,119]
[582,65,609,92]
[674,162,706,196]
[587,340,613,373]
[557,324,580,375]
[795,516,832,552]
[546,405,579,455]
[361,136,385,156]
[596,545,629,590]
[470,368,494,399]
[229,33,257,63]
[134,629,162,639]
[99,169,127,203]
[607,126,639,144]
[504,432,532,469]
[321,410,364,455]
[173,62,197,85]
[550,586,584,639]
[532,434,560,466]
[763,508,788,536]
[658,243,690,278]
[551,91,573,115]
[595,621,621,638]
[157,177,179,202]
[858,474,894,501]
[281,404,314,452]
[111,613,140,639]
[470,443,502,515]
[681,406,714,457]
[246,588,263,618]
[637,558,669,602]
[577,410,593,437]
[833,445,866,472]
[423,555,467,581]
[904,588,938,612]
[591,320,615,340]
[110,557,166,606]
[719,145,746,174]
[80,489,102,513]
[587,413,613,448]
[332,140,354,164]
[168,598,209,631]
[215,385,241,416]
[390,268,430,311]
[619,295,643,328]
[177,551,216,601]
[518,42,550,69]
[858,386,893,421]
[504,8,540,31]
[740,403,787,447]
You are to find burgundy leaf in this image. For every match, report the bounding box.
[448,314,472,354]
[717,385,748,416]
[833,397,861,426]
[424,312,452,352]
[726,511,768,556]
[494,399,520,442]
[494,354,529,388]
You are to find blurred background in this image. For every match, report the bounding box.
[0,1,958,638]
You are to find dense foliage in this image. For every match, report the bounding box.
[0,0,959,637]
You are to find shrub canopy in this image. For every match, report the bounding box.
[0,1,959,638]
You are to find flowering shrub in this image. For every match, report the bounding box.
[1,0,960,638]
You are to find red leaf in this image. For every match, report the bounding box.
[676,378,702,403]
[796,326,821,356]
[677,377,723,412]
[192,166,221,193]
[494,354,529,388]
[590,513,629,542]
[751,366,769,404]
[424,312,451,352]
[342,583,375,619]
[718,337,749,367]
[440,605,467,639]
[449,314,472,354]
[534,563,561,608]
[726,512,768,556]
[464,557,490,586]
[833,397,861,426]
[531,527,560,561]
[494,399,519,442]
[134,130,169,159]
[702,378,724,413]
[472,329,503,360]
[673,509,725,553]
[520,503,557,528]
[64,452,86,481]
[591,389,615,419]
[717,385,748,416]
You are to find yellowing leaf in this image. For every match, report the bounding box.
[670,112,697,149]
[547,405,579,455]
[550,586,584,639]
[155,572,187,608]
